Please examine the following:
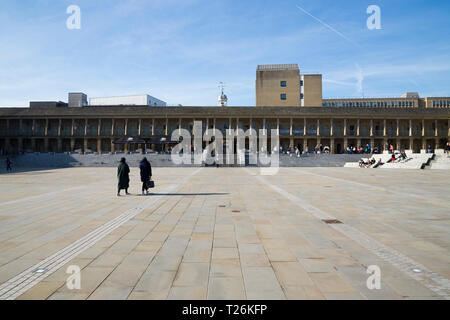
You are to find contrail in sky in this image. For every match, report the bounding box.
[296,4,360,48]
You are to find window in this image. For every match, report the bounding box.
[280,93,287,100]
[300,93,304,99]
[433,100,436,107]
[300,80,304,86]
[280,81,287,87]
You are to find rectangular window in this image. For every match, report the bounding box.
[300,80,304,86]
[280,81,287,87]
[300,93,304,99]
[280,93,287,100]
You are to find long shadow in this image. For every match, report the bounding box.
[136,192,229,196]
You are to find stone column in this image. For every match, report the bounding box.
[290,118,293,136]
[57,138,62,153]
[371,138,375,150]
[303,118,306,136]
[44,138,49,152]
[370,119,374,137]
[98,119,102,136]
[111,119,115,136]
[330,118,333,136]
[344,137,348,149]
[97,139,101,153]
[383,119,386,137]
[409,119,412,137]
[435,137,440,149]
[111,139,115,153]
[85,119,89,136]
[165,118,169,135]
[316,119,320,136]
[71,119,75,136]
[422,138,426,151]
[356,119,360,136]
[262,118,266,136]
[422,119,425,137]
[44,119,49,136]
[303,138,307,152]
[396,119,399,137]
[343,119,347,136]
[435,120,438,137]
[58,119,62,136]
[357,138,361,148]
[83,138,88,153]
[124,119,128,136]
[70,138,75,151]
[409,138,414,151]
[330,138,335,154]
[396,138,400,151]
[276,118,280,135]
[212,118,216,136]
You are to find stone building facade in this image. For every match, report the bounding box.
[0,106,449,154]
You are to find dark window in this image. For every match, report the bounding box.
[280,93,287,100]
[280,81,287,87]
[300,80,304,86]
[300,93,304,99]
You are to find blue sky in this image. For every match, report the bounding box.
[1,0,449,107]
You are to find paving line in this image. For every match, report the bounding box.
[244,168,450,299]
[0,181,107,207]
[0,168,202,300]
[285,167,450,207]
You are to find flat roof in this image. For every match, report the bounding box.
[257,64,299,71]
[0,106,449,119]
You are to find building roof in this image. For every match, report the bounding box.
[257,64,299,71]
[0,106,449,119]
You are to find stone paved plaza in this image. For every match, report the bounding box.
[0,167,449,300]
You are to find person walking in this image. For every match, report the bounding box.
[6,157,12,172]
[139,157,152,195]
[117,157,130,196]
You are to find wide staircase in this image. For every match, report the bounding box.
[1,152,363,169]
[344,151,438,169]
[429,152,450,170]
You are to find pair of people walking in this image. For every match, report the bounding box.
[117,157,153,196]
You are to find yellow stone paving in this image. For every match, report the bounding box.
[0,167,449,300]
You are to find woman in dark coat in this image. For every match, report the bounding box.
[117,157,130,196]
[139,157,152,195]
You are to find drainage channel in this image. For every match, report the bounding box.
[244,168,450,299]
[0,168,202,300]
